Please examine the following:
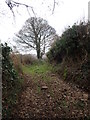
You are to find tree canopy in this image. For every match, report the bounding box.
[15,17,56,59]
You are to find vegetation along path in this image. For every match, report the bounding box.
[13,62,90,119]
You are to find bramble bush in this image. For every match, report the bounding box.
[2,43,23,118]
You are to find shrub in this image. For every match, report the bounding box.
[21,54,37,65]
[47,21,90,92]
[2,43,23,118]
[47,22,90,63]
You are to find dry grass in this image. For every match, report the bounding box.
[21,54,37,65]
[10,53,38,74]
[10,53,23,73]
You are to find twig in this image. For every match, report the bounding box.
[52,0,56,14]
[5,0,36,17]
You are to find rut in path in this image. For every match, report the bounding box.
[13,72,90,119]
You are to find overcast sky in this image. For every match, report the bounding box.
[0,0,89,46]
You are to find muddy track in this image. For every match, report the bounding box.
[12,73,90,119]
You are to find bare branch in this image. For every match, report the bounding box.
[15,17,56,59]
[52,0,56,14]
[5,0,36,17]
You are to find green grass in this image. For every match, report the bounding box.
[22,61,52,75]
[22,61,53,83]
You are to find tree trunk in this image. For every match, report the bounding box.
[37,49,40,59]
[36,42,41,59]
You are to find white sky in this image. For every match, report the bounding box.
[0,0,89,48]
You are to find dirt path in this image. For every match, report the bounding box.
[13,72,90,119]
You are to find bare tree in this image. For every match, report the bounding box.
[15,17,56,59]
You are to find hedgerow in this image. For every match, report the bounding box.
[47,21,90,92]
[2,43,23,118]
[47,22,90,63]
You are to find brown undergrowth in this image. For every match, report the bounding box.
[11,69,90,119]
